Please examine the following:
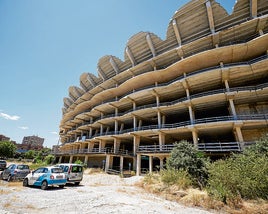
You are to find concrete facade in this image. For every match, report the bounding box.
[56,0,268,175]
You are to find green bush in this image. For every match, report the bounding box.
[166,140,209,188]
[207,152,268,203]
[160,168,192,189]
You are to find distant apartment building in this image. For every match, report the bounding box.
[16,135,45,151]
[55,0,268,175]
[0,134,16,144]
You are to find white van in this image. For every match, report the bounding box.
[56,163,83,185]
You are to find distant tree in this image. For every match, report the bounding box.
[44,154,55,165]
[0,141,17,158]
[166,140,209,188]
[24,150,36,159]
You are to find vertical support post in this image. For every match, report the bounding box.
[149,156,153,173]
[136,154,141,176]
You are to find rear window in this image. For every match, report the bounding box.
[51,168,63,173]
[17,165,29,170]
[71,166,83,173]
[0,160,6,164]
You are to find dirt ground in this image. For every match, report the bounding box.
[0,171,213,214]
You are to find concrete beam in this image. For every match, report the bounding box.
[126,46,136,66]
[146,33,156,57]
[109,57,120,75]
[86,75,96,87]
[172,19,182,46]
[206,1,215,34]
[98,66,107,81]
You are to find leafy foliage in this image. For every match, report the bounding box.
[0,141,17,158]
[207,136,268,203]
[160,168,192,189]
[166,140,208,188]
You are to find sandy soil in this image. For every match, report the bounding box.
[0,172,213,214]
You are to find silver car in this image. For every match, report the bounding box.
[0,164,30,181]
[55,163,83,185]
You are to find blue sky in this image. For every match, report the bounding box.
[0,0,236,148]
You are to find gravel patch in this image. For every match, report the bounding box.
[0,173,213,214]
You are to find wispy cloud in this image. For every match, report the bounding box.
[50,131,58,135]
[18,126,29,130]
[0,112,20,121]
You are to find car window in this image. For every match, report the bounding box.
[43,168,48,173]
[71,166,82,173]
[17,165,29,170]
[35,168,44,173]
[51,168,63,173]
[64,166,69,172]
[7,164,14,169]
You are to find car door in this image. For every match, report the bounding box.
[28,168,45,186]
[2,164,14,180]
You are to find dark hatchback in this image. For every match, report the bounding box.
[0,160,7,170]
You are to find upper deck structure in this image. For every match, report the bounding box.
[55,0,268,175]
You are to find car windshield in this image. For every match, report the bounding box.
[71,166,83,173]
[51,168,63,173]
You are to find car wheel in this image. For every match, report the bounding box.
[41,180,48,190]
[7,175,13,182]
[74,182,80,186]
[59,185,64,188]
[23,178,28,187]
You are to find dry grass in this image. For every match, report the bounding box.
[141,173,268,214]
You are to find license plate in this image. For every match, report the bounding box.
[56,175,63,179]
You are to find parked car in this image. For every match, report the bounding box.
[23,166,67,190]
[55,163,83,185]
[0,160,7,170]
[0,164,30,181]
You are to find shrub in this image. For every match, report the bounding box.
[160,168,192,189]
[166,140,209,188]
[207,152,268,203]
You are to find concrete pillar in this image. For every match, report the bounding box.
[229,99,237,119]
[115,119,118,134]
[133,115,137,131]
[156,95,160,107]
[192,130,198,146]
[159,157,164,170]
[120,156,124,173]
[133,157,137,170]
[88,142,94,152]
[133,135,140,155]
[188,105,195,124]
[99,140,106,152]
[235,126,244,142]
[250,0,258,18]
[58,156,62,163]
[159,132,165,147]
[69,155,73,163]
[84,155,88,166]
[136,154,141,176]
[224,79,230,92]
[114,138,121,153]
[149,156,153,173]
[100,124,103,135]
[157,110,161,128]
[105,155,110,172]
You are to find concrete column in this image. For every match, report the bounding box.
[156,95,160,107]
[132,157,137,170]
[89,128,93,137]
[114,138,121,153]
[69,155,73,163]
[133,116,137,131]
[115,119,118,134]
[133,101,136,111]
[157,111,161,128]
[188,105,195,124]
[136,154,141,176]
[58,156,62,163]
[100,124,103,135]
[88,142,94,152]
[250,0,258,18]
[159,157,164,170]
[99,140,106,152]
[162,115,166,126]
[229,99,237,119]
[149,156,153,173]
[192,130,198,146]
[224,79,230,92]
[84,155,88,166]
[105,155,110,172]
[159,132,165,146]
[120,156,124,173]
[235,126,244,142]
[133,135,140,155]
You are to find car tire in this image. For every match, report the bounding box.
[59,185,64,188]
[23,178,28,187]
[74,182,80,186]
[7,175,13,182]
[41,180,48,190]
